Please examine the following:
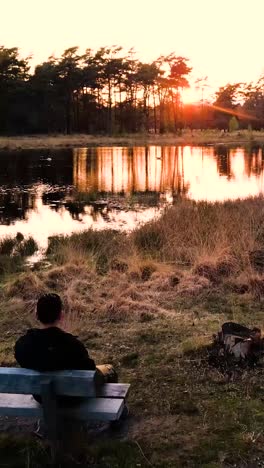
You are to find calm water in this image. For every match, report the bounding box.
[0,145,264,250]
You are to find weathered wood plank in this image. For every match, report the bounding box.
[0,394,42,417]
[0,394,124,421]
[96,383,130,399]
[0,368,98,396]
[60,398,125,421]
[41,379,58,462]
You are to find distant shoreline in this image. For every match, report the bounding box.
[0,130,264,150]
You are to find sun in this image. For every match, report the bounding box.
[181,88,200,104]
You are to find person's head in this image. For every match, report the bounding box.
[36,293,63,326]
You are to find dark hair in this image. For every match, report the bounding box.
[36,293,62,324]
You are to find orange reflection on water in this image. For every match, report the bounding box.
[1,145,264,253]
[185,147,264,201]
[73,146,189,195]
[73,146,264,201]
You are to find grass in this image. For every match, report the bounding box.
[3,198,264,465]
[1,129,264,150]
[0,236,39,282]
[0,235,38,258]
[17,237,38,257]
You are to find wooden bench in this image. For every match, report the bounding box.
[0,367,130,453]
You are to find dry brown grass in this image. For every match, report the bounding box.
[1,129,264,150]
[7,272,47,305]
[8,196,264,328]
[4,196,264,333]
[134,197,264,275]
[2,197,264,465]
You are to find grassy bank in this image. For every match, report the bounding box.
[2,198,264,466]
[0,129,264,150]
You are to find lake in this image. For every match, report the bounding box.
[0,144,263,250]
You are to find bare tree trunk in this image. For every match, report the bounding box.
[153,87,157,134]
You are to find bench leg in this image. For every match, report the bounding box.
[41,380,59,464]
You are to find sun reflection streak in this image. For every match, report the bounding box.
[209,104,259,121]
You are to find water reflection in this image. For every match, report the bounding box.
[0,144,264,249]
[73,147,189,195]
[0,191,34,225]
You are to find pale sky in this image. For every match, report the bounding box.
[2,0,264,100]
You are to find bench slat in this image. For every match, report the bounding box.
[0,394,42,417]
[0,394,124,421]
[0,368,98,397]
[62,398,124,421]
[97,383,130,399]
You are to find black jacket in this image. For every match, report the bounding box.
[15,327,96,372]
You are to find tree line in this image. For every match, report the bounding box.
[1,45,264,135]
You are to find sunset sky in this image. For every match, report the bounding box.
[2,0,264,101]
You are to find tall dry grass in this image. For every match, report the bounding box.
[22,197,264,309]
[133,197,264,270]
[36,197,264,317]
[47,229,131,274]
[4,197,264,335]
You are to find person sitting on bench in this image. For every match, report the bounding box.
[14,293,117,405]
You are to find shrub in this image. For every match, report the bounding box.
[47,229,129,274]
[229,116,239,132]
[0,238,16,255]
[17,237,38,257]
[133,222,164,254]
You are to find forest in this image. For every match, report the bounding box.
[1,44,264,135]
